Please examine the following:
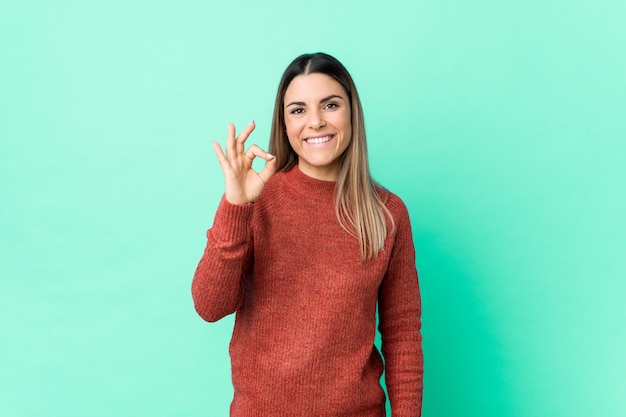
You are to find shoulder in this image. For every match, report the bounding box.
[375,185,411,222]
[376,186,417,254]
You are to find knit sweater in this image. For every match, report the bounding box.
[192,166,423,417]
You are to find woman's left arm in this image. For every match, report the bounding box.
[378,196,424,417]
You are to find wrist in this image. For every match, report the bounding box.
[224,191,253,205]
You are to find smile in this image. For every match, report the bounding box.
[305,135,333,144]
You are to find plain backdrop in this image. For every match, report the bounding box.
[1,1,625,416]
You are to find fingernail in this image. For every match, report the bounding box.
[266,153,274,158]
[250,120,255,125]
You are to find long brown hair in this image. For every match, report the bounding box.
[269,53,394,261]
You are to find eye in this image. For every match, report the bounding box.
[289,108,304,115]
[324,102,339,110]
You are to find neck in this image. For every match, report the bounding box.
[297,161,340,181]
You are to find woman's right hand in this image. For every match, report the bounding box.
[212,121,277,205]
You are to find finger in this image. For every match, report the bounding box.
[236,120,256,154]
[225,123,237,158]
[244,144,276,184]
[244,144,272,161]
[212,141,228,170]
[258,152,277,184]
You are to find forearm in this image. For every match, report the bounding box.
[381,311,423,416]
[191,196,254,322]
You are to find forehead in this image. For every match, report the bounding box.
[284,73,347,102]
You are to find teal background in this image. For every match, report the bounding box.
[1,1,624,416]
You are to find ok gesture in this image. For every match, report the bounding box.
[212,121,277,205]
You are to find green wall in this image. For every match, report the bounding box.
[1,1,624,416]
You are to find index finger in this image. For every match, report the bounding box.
[235,120,256,154]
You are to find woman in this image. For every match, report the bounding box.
[192,53,423,416]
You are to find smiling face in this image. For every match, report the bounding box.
[283,73,352,181]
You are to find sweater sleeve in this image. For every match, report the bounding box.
[191,195,254,323]
[378,197,424,416]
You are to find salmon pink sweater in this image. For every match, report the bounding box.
[192,166,423,416]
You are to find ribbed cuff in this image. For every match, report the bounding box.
[209,195,254,243]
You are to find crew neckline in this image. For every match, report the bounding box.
[282,165,337,200]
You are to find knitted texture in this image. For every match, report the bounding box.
[192,166,423,417]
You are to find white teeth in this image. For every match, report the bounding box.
[305,136,332,144]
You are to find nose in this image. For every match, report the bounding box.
[307,110,326,129]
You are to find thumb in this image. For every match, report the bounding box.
[258,153,277,184]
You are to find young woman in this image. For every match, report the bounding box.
[192,53,423,417]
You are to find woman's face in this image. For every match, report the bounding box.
[283,73,352,181]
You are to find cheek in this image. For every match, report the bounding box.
[287,135,299,151]
[338,114,352,140]
[344,120,352,140]
[285,124,300,150]
[284,118,300,140]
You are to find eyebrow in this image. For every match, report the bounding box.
[285,94,345,108]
